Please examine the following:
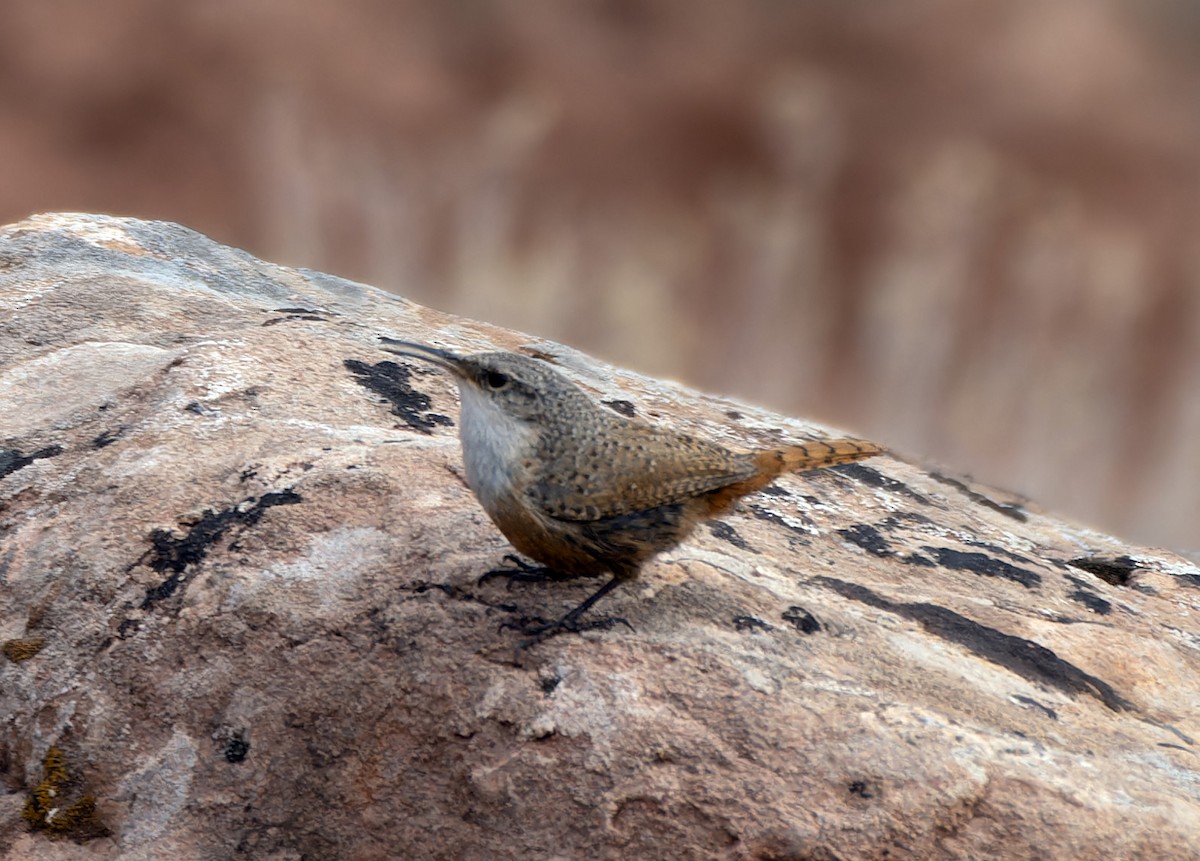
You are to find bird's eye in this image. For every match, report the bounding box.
[483,371,510,390]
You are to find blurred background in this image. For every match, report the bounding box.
[1,0,1196,552]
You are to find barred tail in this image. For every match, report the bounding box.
[698,437,885,517]
[754,438,884,478]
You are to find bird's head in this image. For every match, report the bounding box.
[380,338,586,427]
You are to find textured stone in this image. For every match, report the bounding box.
[1,213,1198,860]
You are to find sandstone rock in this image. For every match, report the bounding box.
[1,213,1198,860]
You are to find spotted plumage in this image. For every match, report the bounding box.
[379,338,884,648]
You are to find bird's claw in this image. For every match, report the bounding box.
[478,555,583,588]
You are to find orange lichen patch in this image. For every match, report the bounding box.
[2,637,46,662]
[22,746,108,840]
[13,213,152,256]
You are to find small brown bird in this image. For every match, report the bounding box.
[381,338,883,647]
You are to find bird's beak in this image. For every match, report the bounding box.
[378,337,469,377]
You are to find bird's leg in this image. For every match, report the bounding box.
[478,554,598,588]
[508,575,635,651]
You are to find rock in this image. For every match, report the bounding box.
[1,212,1198,860]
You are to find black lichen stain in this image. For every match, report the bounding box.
[1151,721,1195,747]
[263,315,326,326]
[3,638,46,662]
[224,733,251,763]
[344,358,454,434]
[1065,576,1113,615]
[1012,695,1059,720]
[781,606,822,634]
[961,539,1036,568]
[92,428,123,448]
[602,399,637,418]
[924,546,1041,589]
[141,489,303,609]
[928,471,1027,522]
[183,401,210,416]
[847,780,875,799]
[878,511,936,529]
[838,523,893,558]
[22,746,108,840]
[263,307,330,326]
[836,464,933,505]
[746,504,813,539]
[709,520,756,552]
[0,445,64,479]
[116,618,140,639]
[757,485,790,498]
[733,615,773,633]
[815,576,1135,712]
[1069,556,1139,587]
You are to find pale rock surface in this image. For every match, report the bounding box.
[1,213,1198,860]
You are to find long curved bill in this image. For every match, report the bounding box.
[379,337,467,375]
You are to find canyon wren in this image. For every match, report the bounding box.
[381,337,884,647]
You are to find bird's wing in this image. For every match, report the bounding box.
[526,423,757,521]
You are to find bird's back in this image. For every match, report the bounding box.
[527,416,758,522]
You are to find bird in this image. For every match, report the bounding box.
[380,337,883,649]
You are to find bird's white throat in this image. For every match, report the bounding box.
[455,381,536,509]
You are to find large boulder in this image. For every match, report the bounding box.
[2,213,1198,860]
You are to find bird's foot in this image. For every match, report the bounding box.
[478,554,592,589]
[491,574,632,661]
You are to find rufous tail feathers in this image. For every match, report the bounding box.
[753,438,884,480]
[699,437,884,517]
